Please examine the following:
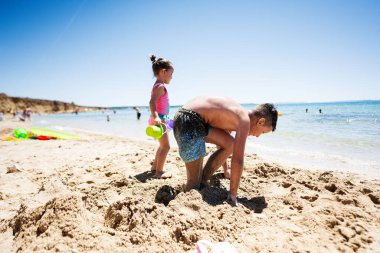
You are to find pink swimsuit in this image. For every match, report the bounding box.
[152,82,170,116]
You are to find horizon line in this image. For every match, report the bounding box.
[105,99,380,108]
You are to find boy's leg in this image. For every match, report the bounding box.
[184,157,204,191]
[202,128,234,183]
[217,144,231,179]
[222,161,231,179]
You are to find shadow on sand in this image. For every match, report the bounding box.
[133,171,156,183]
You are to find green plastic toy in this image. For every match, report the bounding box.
[13,128,28,139]
[146,125,164,139]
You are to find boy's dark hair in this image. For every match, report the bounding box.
[150,55,173,76]
[253,103,278,131]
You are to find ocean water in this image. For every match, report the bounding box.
[31,101,380,179]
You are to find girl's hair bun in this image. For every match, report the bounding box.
[150,54,157,64]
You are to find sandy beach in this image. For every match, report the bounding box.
[0,120,379,252]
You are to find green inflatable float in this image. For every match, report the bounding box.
[30,127,80,140]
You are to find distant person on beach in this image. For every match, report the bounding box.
[134,107,141,120]
[20,107,31,121]
[306,108,308,113]
[149,55,174,179]
[106,115,110,122]
[173,96,278,206]
[11,108,17,118]
[319,109,322,113]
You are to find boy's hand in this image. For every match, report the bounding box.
[227,193,240,207]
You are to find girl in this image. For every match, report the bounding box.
[149,55,174,179]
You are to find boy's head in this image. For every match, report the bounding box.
[150,55,174,84]
[249,103,278,137]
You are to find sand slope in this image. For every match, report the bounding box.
[1,122,379,252]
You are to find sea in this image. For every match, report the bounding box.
[30,101,380,179]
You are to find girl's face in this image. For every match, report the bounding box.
[161,68,174,84]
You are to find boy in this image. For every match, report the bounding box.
[173,96,278,206]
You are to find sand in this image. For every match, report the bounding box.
[0,121,379,252]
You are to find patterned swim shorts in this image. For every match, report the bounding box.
[173,107,211,163]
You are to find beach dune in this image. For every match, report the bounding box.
[0,121,379,252]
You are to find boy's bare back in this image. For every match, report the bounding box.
[183,96,249,132]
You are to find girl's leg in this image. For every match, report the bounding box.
[151,151,158,172]
[155,132,171,178]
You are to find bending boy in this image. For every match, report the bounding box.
[173,96,278,206]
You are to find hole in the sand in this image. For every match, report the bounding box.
[325,183,337,193]
[155,185,179,206]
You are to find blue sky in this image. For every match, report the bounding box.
[0,0,379,106]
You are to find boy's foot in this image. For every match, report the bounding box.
[227,193,241,207]
[224,168,231,179]
[154,171,172,179]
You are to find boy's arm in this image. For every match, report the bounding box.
[149,86,165,122]
[229,119,249,206]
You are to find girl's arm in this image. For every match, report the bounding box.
[149,85,165,125]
